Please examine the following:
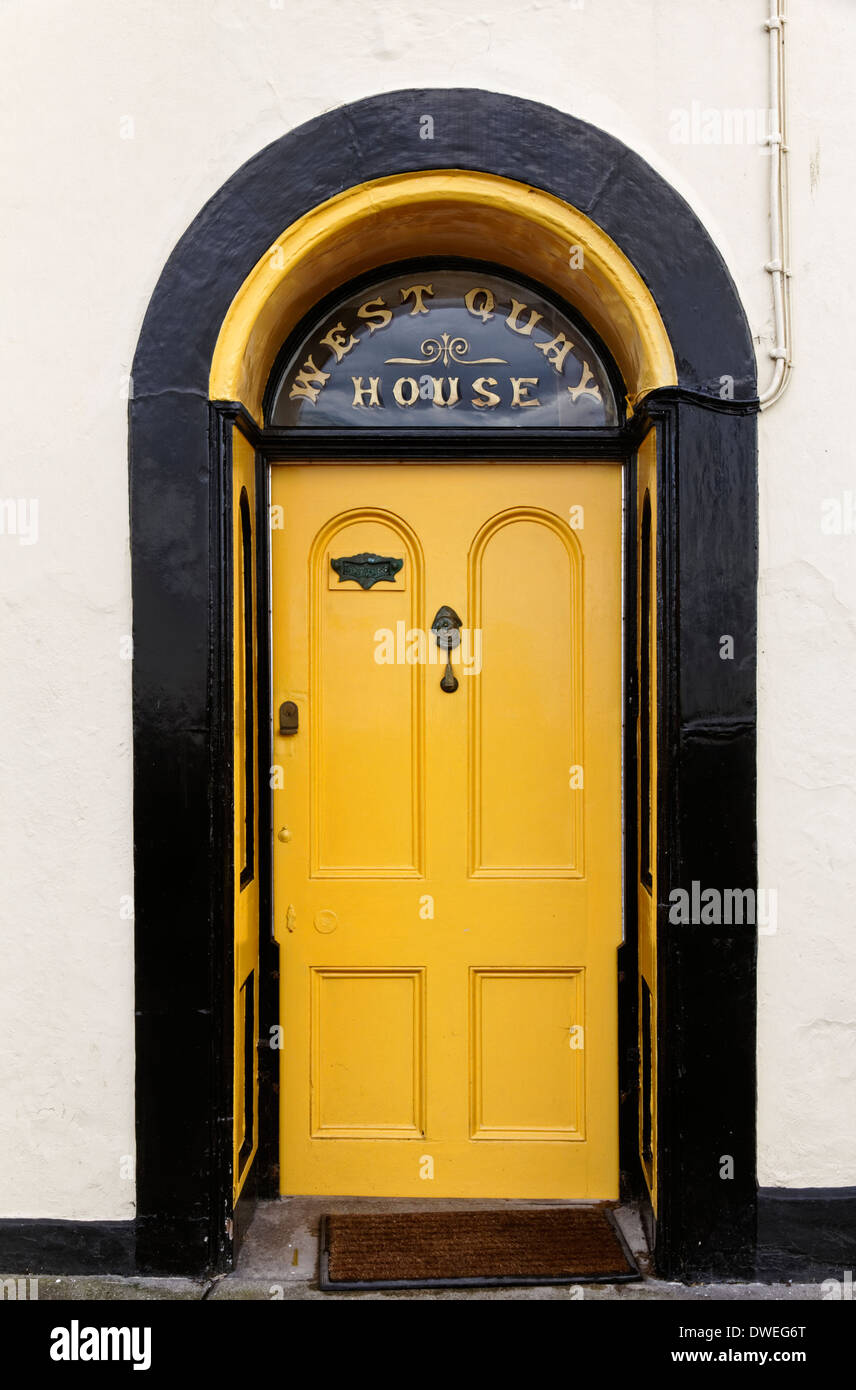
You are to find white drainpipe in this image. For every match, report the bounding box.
[759,0,793,408]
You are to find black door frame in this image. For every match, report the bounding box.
[128,90,759,1279]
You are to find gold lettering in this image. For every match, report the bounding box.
[351,376,382,407]
[567,360,603,404]
[393,376,420,406]
[319,320,358,363]
[400,284,434,315]
[506,298,543,336]
[510,377,540,407]
[471,376,501,408]
[431,377,460,407]
[534,332,575,374]
[357,298,392,333]
[288,355,330,403]
[464,287,495,323]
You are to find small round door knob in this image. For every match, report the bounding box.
[278,827,293,843]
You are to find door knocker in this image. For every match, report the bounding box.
[431,605,463,693]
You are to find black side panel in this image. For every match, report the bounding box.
[131,397,235,1276]
[651,395,759,1279]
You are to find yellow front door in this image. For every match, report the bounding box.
[271,461,622,1198]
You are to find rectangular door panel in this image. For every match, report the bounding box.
[470,968,585,1140]
[310,968,426,1137]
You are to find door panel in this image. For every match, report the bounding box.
[470,511,582,874]
[471,968,585,1140]
[272,462,622,1198]
[311,515,423,876]
[311,967,426,1137]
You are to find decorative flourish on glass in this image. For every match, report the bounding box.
[267,265,619,428]
[385,333,508,368]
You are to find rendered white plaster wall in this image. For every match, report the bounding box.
[755,0,856,1187]
[0,0,852,1217]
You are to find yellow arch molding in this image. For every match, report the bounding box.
[210,169,676,423]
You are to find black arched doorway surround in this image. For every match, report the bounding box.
[124,91,759,1281]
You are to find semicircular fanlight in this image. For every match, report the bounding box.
[266,264,620,429]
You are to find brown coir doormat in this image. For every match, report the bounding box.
[319,1208,640,1290]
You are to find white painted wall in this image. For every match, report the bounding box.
[0,0,852,1217]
